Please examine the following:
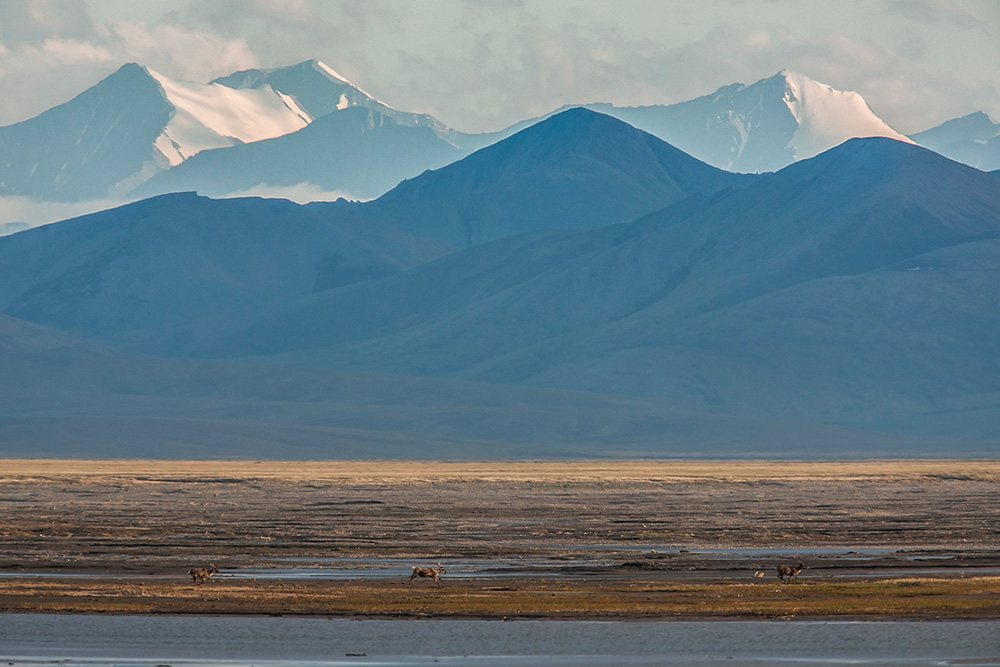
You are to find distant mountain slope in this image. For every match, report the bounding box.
[3,114,998,454]
[455,140,1000,435]
[213,59,459,142]
[365,107,754,247]
[499,236,1000,439]
[132,107,463,201]
[911,111,1000,172]
[0,313,935,458]
[2,109,748,356]
[0,193,450,355]
[578,137,1000,321]
[0,64,172,201]
[213,138,1000,440]
[588,70,911,173]
[0,64,310,201]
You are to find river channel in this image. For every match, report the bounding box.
[1,614,998,666]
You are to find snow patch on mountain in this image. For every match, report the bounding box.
[781,70,912,160]
[147,67,311,166]
[313,61,385,107]
[314,60,352,84]
[276,92,312,123]
[213,60,385,119]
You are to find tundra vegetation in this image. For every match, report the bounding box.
[0,459,998,619]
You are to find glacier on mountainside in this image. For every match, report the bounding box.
[147,67,311,166]
[779,70,912,161]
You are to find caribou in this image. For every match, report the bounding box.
[189,564,219,584]
[407,563,447,586]
[776,562,806,583]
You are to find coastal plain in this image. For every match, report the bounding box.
[1,459,998,619]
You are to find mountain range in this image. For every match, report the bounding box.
[0,63,309,202]
[910,111,1000,172]
[1,107,997,458]
[585,69,912,172]
[5,61,986,217]
[207,130,1000,436]
[0,59,453,205]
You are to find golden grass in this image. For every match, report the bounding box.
[3,459,999,485]
[2,577,998,619]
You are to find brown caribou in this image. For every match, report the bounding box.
[776,562,806,582]
[189,564,219,584]
[407,563,446,586]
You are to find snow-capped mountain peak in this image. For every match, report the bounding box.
[313,60,354,87]
[146,66,310,166]
[777,69,912,160]
[312,60,383,107]
[588,69,911,173]
[211,60,385,120]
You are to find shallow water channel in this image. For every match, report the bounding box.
[2,614,999,666]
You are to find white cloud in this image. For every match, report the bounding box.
[0,0,95,46]
[0,7,258,125]
[106,22,258,82]
[0,183,359,238]
[36,37,113,64]
[225,182,361,203]
[0,195,123,235]
[371,14,998,135]
[886,0,982,29]
[1,0,998,139]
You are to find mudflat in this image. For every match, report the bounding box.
[1,459,998,618]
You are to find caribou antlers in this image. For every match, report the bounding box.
[407,562,447,586]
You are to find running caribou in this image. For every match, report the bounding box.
[407,563,447,586]
[776,562,806,582]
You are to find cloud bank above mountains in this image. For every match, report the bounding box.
[1,0,997,136]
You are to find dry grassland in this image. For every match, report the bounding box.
[2,577,999,619]
[3,458,999,483]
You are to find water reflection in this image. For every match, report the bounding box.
[2,615,999,666]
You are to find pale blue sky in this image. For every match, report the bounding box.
[1,0,998,134]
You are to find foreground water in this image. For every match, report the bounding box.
[1,615,999,666]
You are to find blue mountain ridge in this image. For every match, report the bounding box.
[364,107,754,248]
[1,109,997,455]
[208,136,1000,442]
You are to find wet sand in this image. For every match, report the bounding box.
[1,459,998,618]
